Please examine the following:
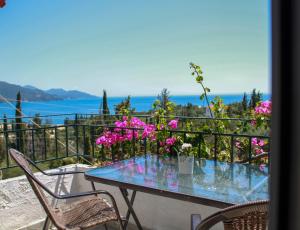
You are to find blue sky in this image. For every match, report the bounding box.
[0,0,270,96]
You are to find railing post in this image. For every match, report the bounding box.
[5,130,9,168]
[198,133,202,158]
[143,137,147,156]
[54,126,58,159]
[65,126,69,157]
[121,128,125,160]
[230,136,234,163]
[91,126,95,158]
[248,137,252,163]
[31,129,35,162]
[75,114,79,159]
[214,135,218,161]
[83,125,86,155]
[132,129,136,157]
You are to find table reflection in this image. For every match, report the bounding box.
[87,154,269,204]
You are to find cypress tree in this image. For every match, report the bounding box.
[242,93,248,111]
[15,91,24,152]
[249,89,263,109]
[102,90,110,115]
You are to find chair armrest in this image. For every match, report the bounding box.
[191,214,202,230]
[43,170,85,176]
[57,190,112,200]
[27,158,85,176]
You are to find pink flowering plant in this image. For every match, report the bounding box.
[96,109,181,157]
[251,138,267,156]
[234,137,268,164]
[152,99,182,154]
[96,116,157,158]
[251,100,271,130]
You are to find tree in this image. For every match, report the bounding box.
[115,96,135,116]
[157,88,170,111]
[84,135,92,156]
[249,89,262,109]
[102,90,110,116]
[15,91,24,152]
[33,113,42,129]
[242,92,248,111]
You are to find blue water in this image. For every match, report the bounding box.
[0,94,270,124]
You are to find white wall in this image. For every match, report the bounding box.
[0,164,222,230]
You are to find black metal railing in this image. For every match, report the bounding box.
[0,114,270,172]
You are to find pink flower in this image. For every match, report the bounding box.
[136,165,144,174]
[258,139,265,147]
[166,137,176,146]
[96,136,106,145]
[115,120,127,128]
[142,124,156,140]
[251,138,258,146]
[130,117,146,128]
[168,120,178,129]
[254,100,272,115]
[159,141,165,146]
[255,148,264,155]
[235,141,241,149]
[252,138,265,147]
[96,131,120,147]
[259,164,265,171]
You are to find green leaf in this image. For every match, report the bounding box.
[200,94,205,100]
[205,87,211,92]
[196,75,203,82]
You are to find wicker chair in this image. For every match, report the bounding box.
[9,149,125,230]
[191,200,269,230]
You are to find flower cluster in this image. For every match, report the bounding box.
[179,143,193,156]
[159,136,178,153]
[251,100,272,128]
[254,100,272,116]
[168,120,178,129]
[96,117,179,149]
[251,138,265,155]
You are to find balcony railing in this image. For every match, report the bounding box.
[0,113,270,173]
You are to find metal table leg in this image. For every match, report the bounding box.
[119,188,143,230]
[124,190,136,229]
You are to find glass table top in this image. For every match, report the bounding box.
[85,154,269,206]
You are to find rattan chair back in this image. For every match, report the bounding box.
[196,200,269,230]
[9,149,65,229]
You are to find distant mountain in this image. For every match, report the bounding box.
[46,88,99,99]
[23,85,40,90]
[0,81,62,102]
[0,82,99,102]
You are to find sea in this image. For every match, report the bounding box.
[0,94,270,124]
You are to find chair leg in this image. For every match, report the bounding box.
[43,216,50,230]
[104,223,108,230]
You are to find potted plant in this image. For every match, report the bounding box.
[177,143,194,174]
